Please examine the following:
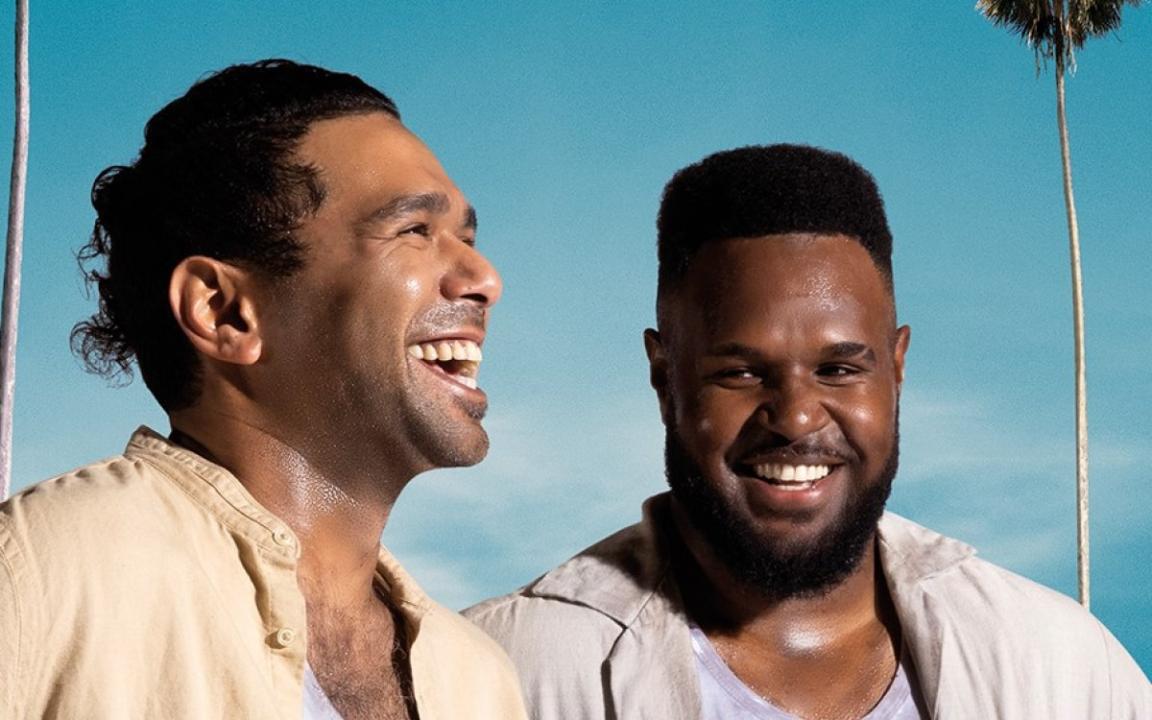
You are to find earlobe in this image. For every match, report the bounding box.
[643,328,673,424]
[170,257,263,366]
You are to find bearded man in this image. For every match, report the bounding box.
[465,145,1150,719]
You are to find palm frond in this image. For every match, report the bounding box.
[977,0,1058,49]
[978,0,1143,69]
[1068,0,1143,47]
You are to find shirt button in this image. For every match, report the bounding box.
[272,627,297,648]
[272,528,294,547]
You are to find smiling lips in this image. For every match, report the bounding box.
[751,462,833,492]
[407,339,483,389]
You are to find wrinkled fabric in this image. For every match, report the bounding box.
[0,427,528,720]
[466,493,1151,720]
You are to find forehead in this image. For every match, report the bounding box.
[669,233,894,342]
[295,112,466,210]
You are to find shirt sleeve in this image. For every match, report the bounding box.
[0,516,25,715]
[1101,620,1152,719]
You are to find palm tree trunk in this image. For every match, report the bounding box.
[1054,50,1090,610]
[1,0,29,502]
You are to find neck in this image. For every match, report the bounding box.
[671,510,899,660]
[168,405,410,602]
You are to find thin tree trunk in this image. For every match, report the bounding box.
[1,0,29,502]
[1055,51,1090,610]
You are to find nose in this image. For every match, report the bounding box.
[443,240,503,308]
[758,376,830,442]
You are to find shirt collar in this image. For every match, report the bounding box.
[527,491,977,625]
[529,493,675,626]
[123,425,303,557]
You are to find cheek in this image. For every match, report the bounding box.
[403,276,425,297]
[675,389,752,457]
[841,393,896,450]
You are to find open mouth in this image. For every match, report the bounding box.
[744,462,835,492]
[407,339,483,390]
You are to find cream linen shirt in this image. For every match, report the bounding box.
[0,427,528,719]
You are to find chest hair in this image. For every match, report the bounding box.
[306,589,418,720]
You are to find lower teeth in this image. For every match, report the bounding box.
[772,481,815,491]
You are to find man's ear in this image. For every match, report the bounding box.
[169,256,263,366]
[643,328,673,425]
[893,324,911,390]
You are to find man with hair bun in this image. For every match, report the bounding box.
[0,60,527,719]
[467,144,1150,719]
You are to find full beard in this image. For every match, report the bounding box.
[665,420,898,602]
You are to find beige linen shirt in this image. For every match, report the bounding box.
[0,427,528,719]
[467,493,1152,719]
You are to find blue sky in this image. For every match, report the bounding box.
[3,2,1149,673]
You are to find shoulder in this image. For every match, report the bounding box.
[937,556,1150,710]
[465,512,668,652]
[0,453,175,709]
[884,513,1100,637]
[0,447,213,626]
[464,514,675,700]
[465,585,631,720]
[408,601,530,719]
[883,513,1105,639]
[426,599,528,668]
[1,453,170,566]
[465,585,626,663]
[881,514,1151,712]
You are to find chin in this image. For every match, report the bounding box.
[422,425,491,470]
[664,427,897,601]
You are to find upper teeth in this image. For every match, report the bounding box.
[753,463,832,483]
[407,339,483,363]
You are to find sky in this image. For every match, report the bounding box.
[2,2,1149,674]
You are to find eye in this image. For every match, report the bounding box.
[711,367,761,389]
[816,364,862,382]
[398,223,430,238]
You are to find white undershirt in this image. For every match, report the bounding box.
[689,624,928,719]
[301,662,345,720]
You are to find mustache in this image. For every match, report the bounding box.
[740,436,855,463]
[409,302,486,335]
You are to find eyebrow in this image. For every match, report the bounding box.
[706,342,763,358]
[358,191,478,231]
[826,341,876,363]
[705,340,876,362]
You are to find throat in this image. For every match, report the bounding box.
[690,549,905,720]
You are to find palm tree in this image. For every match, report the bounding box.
[1,0,29,502]
[976,0,1142,610]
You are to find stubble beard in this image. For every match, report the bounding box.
[665,416,899,602]
[405,389,489,469]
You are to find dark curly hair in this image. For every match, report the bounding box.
[72,59,399,411]
[656,144,894,308]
